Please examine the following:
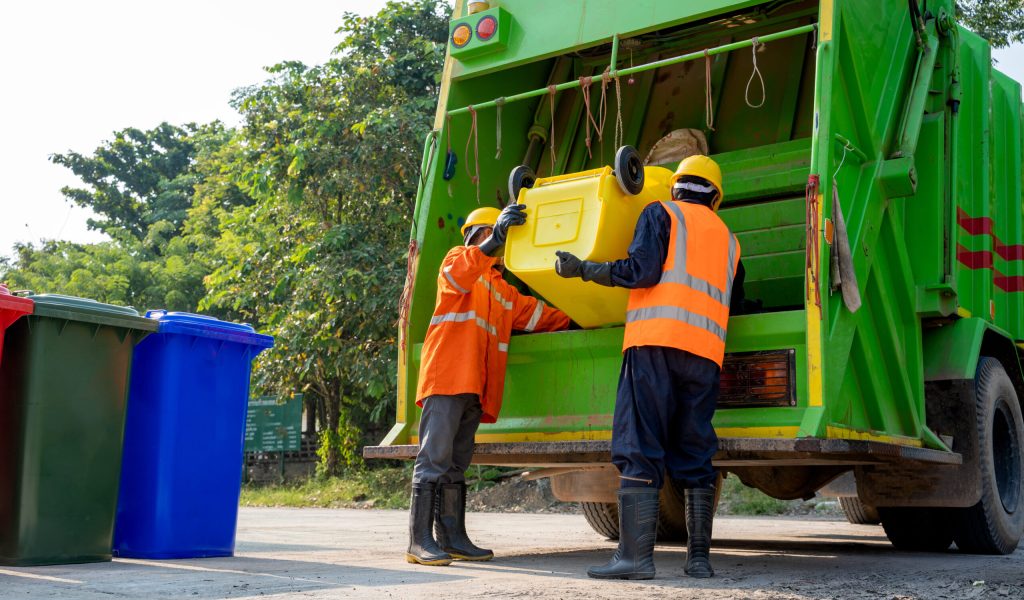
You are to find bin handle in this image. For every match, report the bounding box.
[12,289,33,297]
[145,309,168,319]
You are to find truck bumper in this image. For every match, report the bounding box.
[363,438,961,468]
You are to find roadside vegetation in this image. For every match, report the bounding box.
[241,468,841,517]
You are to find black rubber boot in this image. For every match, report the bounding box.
[684,486,716,578]
[406,482,452,566]
[587,487,659,580]
[435,482,494,561]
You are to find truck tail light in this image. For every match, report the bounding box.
[452,23,472,48]
[477,16,497,40]
[718,349,797,408]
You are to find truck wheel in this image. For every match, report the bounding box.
[581,501,619,540]
[952,357,1024,555]
[613,146,644,195]
[879,507,954,551]
[839,497,881,525]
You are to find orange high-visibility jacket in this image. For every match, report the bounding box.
[623,201,741,367]
[417,245,570,422]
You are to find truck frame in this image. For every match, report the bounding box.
[366,0,1024,554]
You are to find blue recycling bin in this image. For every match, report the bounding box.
[113,311,273,559]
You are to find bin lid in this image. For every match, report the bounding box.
[27,293,157,331]
[0,285,34,315]
[145,311,275,348]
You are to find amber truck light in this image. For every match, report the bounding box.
[718,350,796,408]
[477,16,497,41]
[451,23,472,48]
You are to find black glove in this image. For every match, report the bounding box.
[492,203,527,244]
[555,251,583,278]
[479,204,527,256]
[555,251,614,287]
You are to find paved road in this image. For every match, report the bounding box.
[2,508,1022,599]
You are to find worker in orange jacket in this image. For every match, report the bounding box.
[407,204,570,567]
[555,155,742,580]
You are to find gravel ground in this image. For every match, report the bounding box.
[1,508,1022,599]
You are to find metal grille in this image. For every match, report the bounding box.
[718,349,796,408]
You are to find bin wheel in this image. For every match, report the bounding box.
[951,357,1024,554]
[508,165,537,202]
[613,145,644,195]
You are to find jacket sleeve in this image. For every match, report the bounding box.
[509,286,570,333]
[608,202,671,289]
[438,245,498,294]
[730,260,746,314]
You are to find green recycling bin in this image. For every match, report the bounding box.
[0,295,156,566]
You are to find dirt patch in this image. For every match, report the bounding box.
[468,477,581,514]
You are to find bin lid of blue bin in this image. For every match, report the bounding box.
[145,311,274,347]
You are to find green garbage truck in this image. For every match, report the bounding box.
[365,0,1024,554]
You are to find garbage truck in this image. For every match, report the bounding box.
[365,0,1024,554]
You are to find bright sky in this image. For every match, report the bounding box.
[1,4,1023,259]
[0,0,392,257]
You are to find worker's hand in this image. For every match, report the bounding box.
[492,203,527,245]
[555,251,583,278]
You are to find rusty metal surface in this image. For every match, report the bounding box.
[363,438,962,466]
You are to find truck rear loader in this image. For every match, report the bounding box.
[365,0,1024,554]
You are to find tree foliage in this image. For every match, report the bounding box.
[201,0,448,473]
[957,0,1024,48]
[3,2,450,475]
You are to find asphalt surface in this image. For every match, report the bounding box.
[2,507,1023,599]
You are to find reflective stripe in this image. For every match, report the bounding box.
[524,301,545,332]
[442,266,470,294]
[626,305,727,341]
[660,201,736,307]
[478,277,514,310]
[429,310,498,337]
[498,342,509,352]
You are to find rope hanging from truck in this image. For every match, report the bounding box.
[614,74,624,149]
[548,85,558,173]
[579,75,602,159]
[494,97,505,160]
[745,37,766,109]
[599,68,611,157]
[465,105,481,203]
[704,49,716,131]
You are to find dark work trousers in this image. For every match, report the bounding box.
[412,394,483,484]
[612,346,720,490]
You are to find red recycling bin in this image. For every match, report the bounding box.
[0,285,33,366]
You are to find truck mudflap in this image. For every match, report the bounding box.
[363,438,962,468]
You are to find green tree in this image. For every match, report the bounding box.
[203,0,449,474]
[958,0,1024,47]
[4,123,251,313]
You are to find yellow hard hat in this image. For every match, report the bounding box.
[670,155,724,209]
[460,206,501,236]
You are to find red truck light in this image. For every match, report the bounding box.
[718,350,797,408]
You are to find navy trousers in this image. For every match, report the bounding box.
[612,346,720,490]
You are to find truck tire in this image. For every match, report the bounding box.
[952,357,1024,555]
[580,493,686,542]
[879,506,954,551]
[581,501,619,540]
[839,497,881,525]
[581,475,722,542]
